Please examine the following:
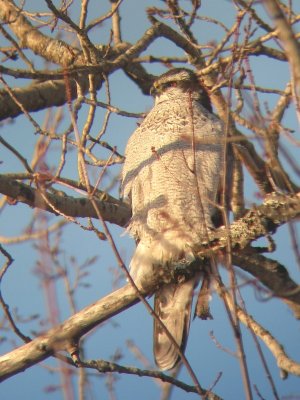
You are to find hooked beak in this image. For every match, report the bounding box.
[150,84,157,96]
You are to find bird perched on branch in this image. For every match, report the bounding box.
[121,68,225,370]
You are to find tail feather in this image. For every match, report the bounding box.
[153,277,198,370]
[129,240,199,370]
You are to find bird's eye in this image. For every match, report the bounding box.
[163,81,176,89]
[151,80,177,95]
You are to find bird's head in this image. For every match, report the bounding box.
[150,68,212,112]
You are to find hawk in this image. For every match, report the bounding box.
[121,68,225,370]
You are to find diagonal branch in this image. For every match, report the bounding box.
[1,179,300,383]
[216,280,300,377]
[233,251,300,318]
[0,0,81,66]
[0,257,299,384]
[195,192,300,253]
[0,283,140,382]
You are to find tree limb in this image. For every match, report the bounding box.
[0,260,299,384]
[1,178,300,383]
[0,174,130,227]
[264,0,300,110]
[2,173,300,248]
[216,280,300,377]
[1,173,300,316]
[81,359,222,399]
[0,78,87,121]
[195,192,300,253]
[232,251,300,318]
[0,0,81,66]
[0,283,140,382]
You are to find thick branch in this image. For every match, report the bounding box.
[233,252,300,318]
[0,0,81,66]
[0,259,299,383]
[1,183,300,381]
[0,41,155,121]
[2,174,300,243]
[0,283,140,382]
[0,175,130,227]
[1,174,300,315]
[0,78,88,121]
[195,192,300,252]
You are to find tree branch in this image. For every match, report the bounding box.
[233,251,300,318]
[1,177,300,384]
[264,0,300,110]
[1,173,300,316]
[0,259,299,384]
[81,359,222,399]
[216,280,300,377]
[0,174,130,227]
[2,173,300,249]
[0,283,140,382]
[195,192,300,253]
[0,0,81,66]
[0,78,88,121]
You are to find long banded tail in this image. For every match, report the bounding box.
[153,277,198,370]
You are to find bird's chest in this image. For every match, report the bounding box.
[134,110,196,170]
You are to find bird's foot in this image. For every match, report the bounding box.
[171,258,199,283]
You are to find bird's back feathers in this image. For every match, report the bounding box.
[121,69,225,370]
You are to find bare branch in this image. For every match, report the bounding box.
[0,0,81,66]
[264,0,300,120]
[0,174,130,227]
[81,359,222,399]
[233,251,300,318]
[217,280,300,377]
